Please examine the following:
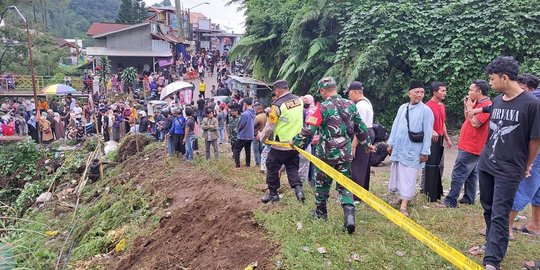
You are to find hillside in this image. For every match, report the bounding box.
[17,0,120,39]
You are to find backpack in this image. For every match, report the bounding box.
[3,125,14,136]
[372,123,389,143]
[369,142,389,166]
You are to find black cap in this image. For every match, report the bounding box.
[272,80,288,90]
[345,81,364,95]
[348,81,364,90]
[409,81,424,90]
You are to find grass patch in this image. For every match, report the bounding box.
[195,146,538,269]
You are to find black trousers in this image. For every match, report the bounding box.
[172,133,185,155]
[423,136,444,202]
[103,127,110,142]
[233,139,252,167]
[351,128,375,200]
[479,170,521,269]
[266,148,301,192]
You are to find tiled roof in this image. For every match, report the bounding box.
[86,22,130,37]
[86,47,172,57]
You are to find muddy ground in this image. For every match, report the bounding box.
[108,148,277,270]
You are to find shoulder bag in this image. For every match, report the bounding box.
[405,104,424,143]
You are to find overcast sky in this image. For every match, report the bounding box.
[144,0,246,33]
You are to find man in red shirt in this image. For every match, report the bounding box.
[441,79,492,207]
[423,81,452,202]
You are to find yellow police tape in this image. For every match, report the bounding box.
[265,140,483,270]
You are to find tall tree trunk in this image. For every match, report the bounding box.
[43,0,48,31]
[32,0,37,24]
[40,0,45,30]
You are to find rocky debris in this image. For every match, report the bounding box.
[36,192,53,204]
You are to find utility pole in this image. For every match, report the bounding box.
[175,0,183,41]
[9,6,40,142]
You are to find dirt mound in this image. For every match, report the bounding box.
[115,134,151,162]
[112,149,277,270]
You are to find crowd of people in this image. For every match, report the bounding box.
[0,94,92,143]
[383,57,540,270]
[2,55,539,270]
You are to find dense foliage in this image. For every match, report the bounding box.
[231,0,540,127]
[17,0,121,39]
[0,23,69,75]
[0,139,44,210]
[116,0,148,25]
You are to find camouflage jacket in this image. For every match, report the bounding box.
[227,115,240,141]
[294,94,371,165]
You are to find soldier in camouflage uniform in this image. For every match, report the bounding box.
[227,108,240,152]
[293,77,374,234]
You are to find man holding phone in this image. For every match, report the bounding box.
[440,80,492,208]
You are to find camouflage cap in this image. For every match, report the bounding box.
[318,77,336,89]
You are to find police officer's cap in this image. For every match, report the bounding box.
[273,80,288,90]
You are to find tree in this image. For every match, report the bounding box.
[98,55,111,96]
[121,66,138,94]
[0,19,67,76]
[0,24,27,75]
[155,0,172,7]
[116,0,148,24]
[116,0,134,24]
[134,1,148,24]
[232,0,540,127]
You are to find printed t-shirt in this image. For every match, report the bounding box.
[478,91,540,179]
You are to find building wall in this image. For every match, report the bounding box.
[94,39,107,47]
[152,40,170,52]
[106,25,152,50]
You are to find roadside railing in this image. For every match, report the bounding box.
[0,75,84,91]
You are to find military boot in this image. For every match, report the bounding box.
[294,185,305,203]
[312,202,327,220]
[343,204,355,234]
[261,190,279,203]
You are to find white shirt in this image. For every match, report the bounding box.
[73,106,83,118]
[355,97,374,128]
[24,100,35,112]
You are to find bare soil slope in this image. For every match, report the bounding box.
[112,148,276,269]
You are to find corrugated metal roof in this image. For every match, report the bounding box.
[93,22,150,38]
[86,22,130,37]
[229,75,271,87]
[148,5,176,12]
[190,12,207,22]
[86,47,172,57]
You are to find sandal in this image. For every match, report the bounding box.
[399,208,409,217]
[519,224,540,237]
[435,202,455,208]
[391,198,402,207]
[468,244,486,256]
[524,260,540,270]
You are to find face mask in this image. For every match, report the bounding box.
[304,103,310,109]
